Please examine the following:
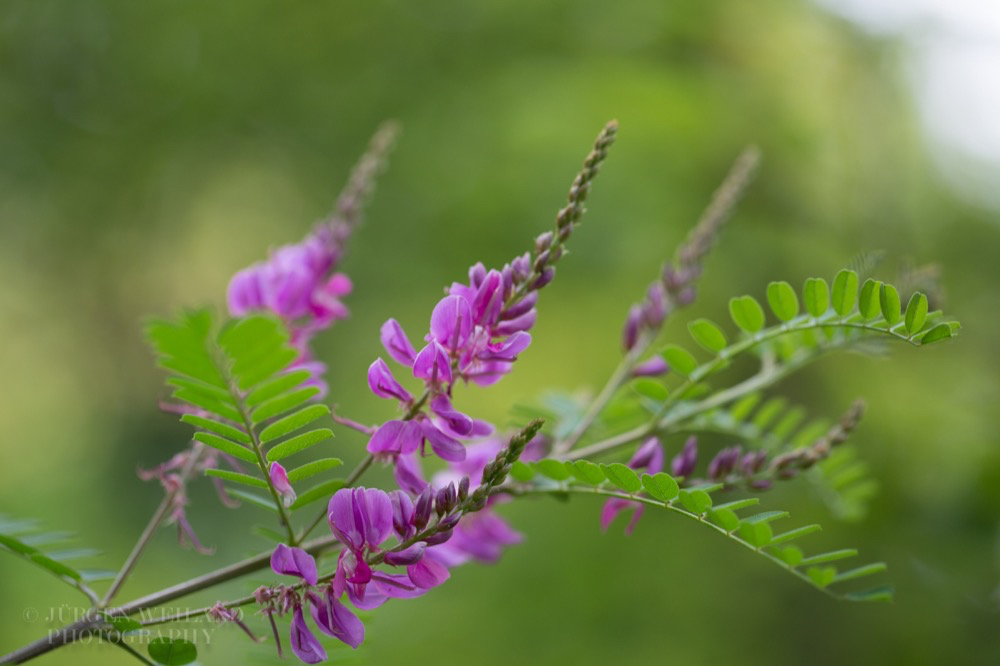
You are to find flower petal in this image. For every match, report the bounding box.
[430,295,473,350]
[270,544,318,586]
[290,605,327,664]
[380,318,417,366]
[420,421,466,462]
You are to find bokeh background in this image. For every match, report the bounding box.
[1,1,999,664]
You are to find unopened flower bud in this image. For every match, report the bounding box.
[535,231,554,253]
[622,304,642,352]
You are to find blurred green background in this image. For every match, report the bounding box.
[2,0,999,664]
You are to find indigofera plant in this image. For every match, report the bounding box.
[0,120,960,665]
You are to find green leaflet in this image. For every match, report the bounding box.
[251,386,322,425]
[602,463,641,493]
[688,319,728,353]
[766,281,799,321]
[661,345,699,376]
[286,458,344,483]
[204,469,268,489]
[641,473,679,501]
[148,637,198,665]
[290,479,348,511]
[879,283,902,326]
[193,432,258,464]
[514,480,888,602]
[260,405,331,444]
[181,414,250,444]
[802,277,830,317]
[858,279,881,320]
[729,295,765,333]
[265,428,334,461]
[535,459,572,481]
[245,369,313,407]
[904,292,929,335]
[831,269,859,316]
[0,516,100,600]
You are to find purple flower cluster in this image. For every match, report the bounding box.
[263,482,473,662]
[366,259,539,490]
[227,225,353,396]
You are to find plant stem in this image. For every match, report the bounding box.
[1,534,341,664]
[552,333,650,455]
[564,355,803,462]
[98,442,207,609]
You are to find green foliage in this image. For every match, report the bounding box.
[661,344,699,376]
[148,637,198,665]
[507,463,889,602]
[729,295,765,333]
[766,281,799,321]
[146,310,341,539]
[685,393,877,520]
[688,319,728,353]
[0,515,108,601]
[802,278,830,317]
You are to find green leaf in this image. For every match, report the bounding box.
[770,524,822,545]
[879,283,902,325]
[831,269,859,316]
[265,428,334,462]
[771,545,804,567]
[858,279,882,320]
[679,489,712,515]
[714,498,760,512]
[800,549,858,566]
[738,520,773,548]
[204,469,268,489]
[602,463,642,493]
[709,508,740,532]
[729,393,762,421]
[290,479,347,511]
[509,461,534,482]
[904,292,929,335]
[227,489,278,513]
[802,278,830,317]
[29,553,81,581]
[568,460,606,486]
[535,459,572,481]
[260,405,331,444]
[103,614,143,635]
[729,295,765,333]
[631,378,668,402]
[286,458,344,483]
[148,637,198,665]
[688,319,728,353]
[641,472,679,502]
[767,281,799,322]
[236,347,299,392]
[661,345,698,376]
[251,387,321,425]
[833,562,887,584]
[193,432,258,464]
[845,586,894,603]
[918,323,953,345]
[171,387,243,424]
[180,414,250,444]
[245,369,312,408]
[807,566,837,588]
[741,511,788,525]
[0,533,37,556]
